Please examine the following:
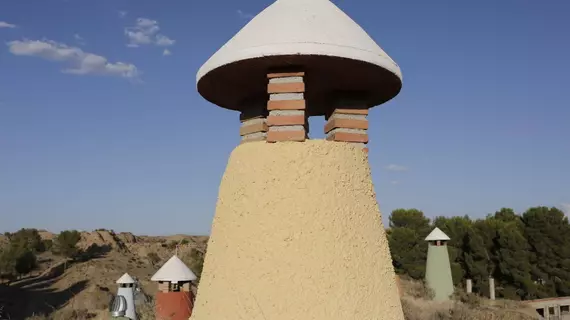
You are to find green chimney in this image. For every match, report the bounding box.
[425,227,454,301]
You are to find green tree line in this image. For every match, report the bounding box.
[387,206,570,301]
[0,229,82,281]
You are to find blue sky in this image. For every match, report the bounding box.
[1,0,569,235]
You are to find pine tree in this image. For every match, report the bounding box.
[522,207,570,298]
[387,209,431,279]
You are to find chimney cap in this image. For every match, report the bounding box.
[196,0,402,116]
[151,255,197,282]
[425,227,451,241]
[116,272,135,284]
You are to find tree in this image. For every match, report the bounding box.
[461,228,490,294]
[382,205,570,300]
[7,228,42,253]
[492,208,519,224]
[389,208,431,233]
[492,222,536,300]
[522,207,570,297]
[14,250,37,276]
[0,245,16,281]
[388,227,426,279]
[53,230,82,260]
[387,209,431,279]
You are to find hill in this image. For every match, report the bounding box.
[0,229,207,320]
[0,228,542,320]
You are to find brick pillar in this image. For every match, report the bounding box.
[240,105,268,143]
[325,108,369,151]
[266,72,307,142]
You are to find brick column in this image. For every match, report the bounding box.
[325,108,369,151]
[266,72,307,142]
[240,106,268,143]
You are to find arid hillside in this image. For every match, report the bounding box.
[0,229,542,320]
[0,229,207,320]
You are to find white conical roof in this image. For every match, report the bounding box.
[425,227,451,241]
[116,272,135,284]
[151,255,197,282]
[196,0,402,114]
[198,0,400,83]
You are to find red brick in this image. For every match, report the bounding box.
[333,108,369,116]
[324,118,368,134]
[326,132,369,143]
[267,115,305,126]
[267,130,306,142]
[267,72,305,79]
[362,148,369,153]
[267,82,305,94]
[240,122,268,136]
[267,100,305,110]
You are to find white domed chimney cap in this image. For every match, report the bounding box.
[151,255,197,282]
[196,0,402,115]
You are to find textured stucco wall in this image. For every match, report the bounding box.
[191,140,404,320]
[425,245,454,301]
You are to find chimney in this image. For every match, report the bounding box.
[115,273,137,320]
[424,227,454,301]
[151,255,196,320]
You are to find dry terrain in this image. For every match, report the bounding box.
[0,230,540,320]
[0,230,207,320]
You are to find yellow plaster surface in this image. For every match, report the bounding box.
[192,140,404,320]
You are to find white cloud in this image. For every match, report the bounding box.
[7,39,139,79]
[156,34,175,46]
[385,164,408,172]
[125,18,175,48]
[118,11,128,18]
[390,181,400,185]
[162,49,171,56]
[237,10,254,20]
[562,203,570,215]
[0,21,17,28]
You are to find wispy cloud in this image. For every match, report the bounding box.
[0,21,17,28]
[385,164,408,172]
[390,181,400,185]
[162,48,171,56]
[7,39,139,79]
[237,10,254,20]
[156,34,175,46]
[118,11,128,18]
[74,34,86,45]
[125,18,175,48]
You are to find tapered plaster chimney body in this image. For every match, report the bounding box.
[115,273,137,320]
[425,228,454,301]
[192,0,404,319]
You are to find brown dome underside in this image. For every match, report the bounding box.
[197,55,402,117]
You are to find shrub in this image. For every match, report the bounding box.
[53,230,81,259]
[147,252,160,265]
